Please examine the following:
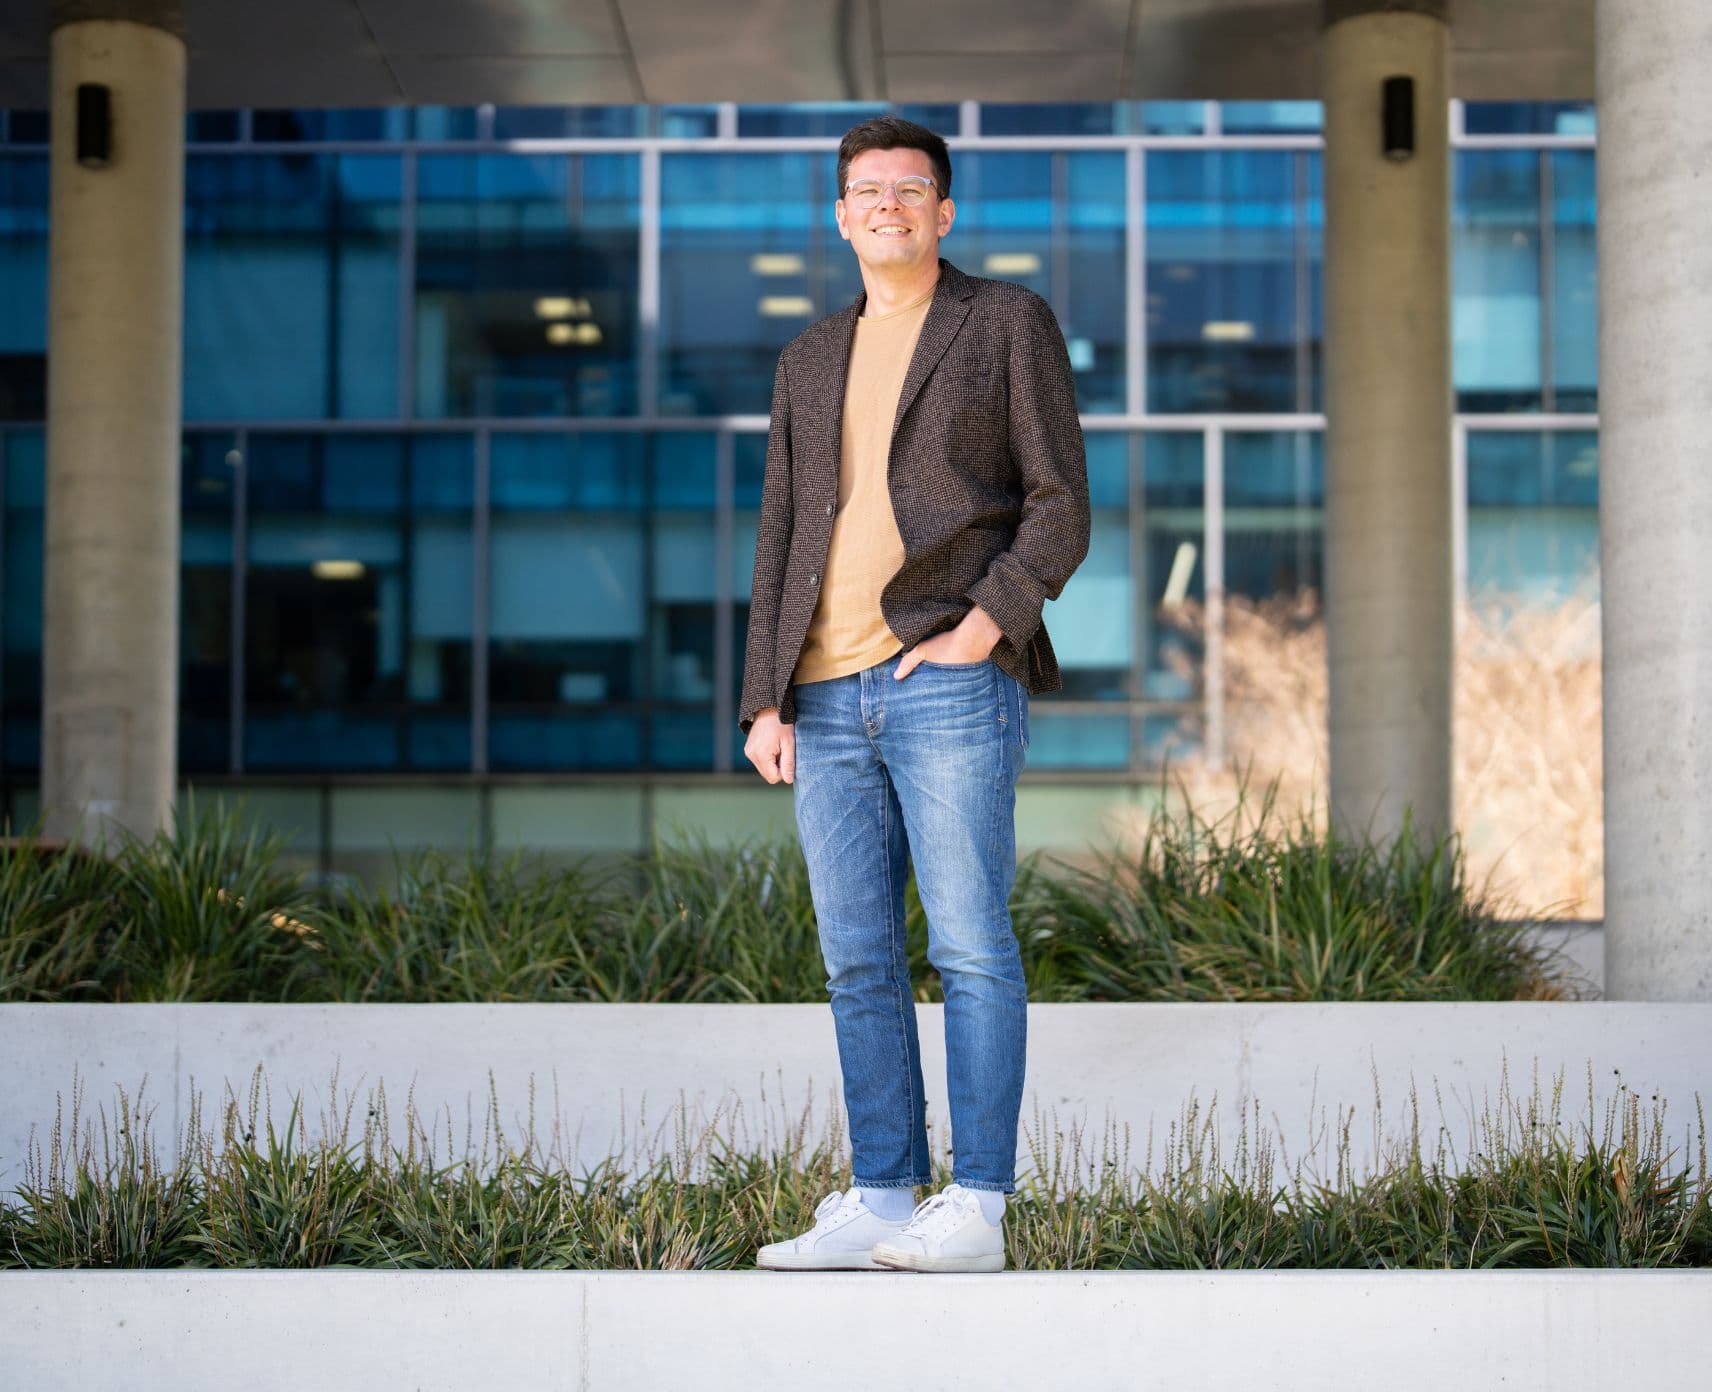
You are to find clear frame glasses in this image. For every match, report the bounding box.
[842,175,938,208]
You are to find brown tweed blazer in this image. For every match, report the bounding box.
[738,257,1091,735]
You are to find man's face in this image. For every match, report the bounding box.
[835,146,955,276]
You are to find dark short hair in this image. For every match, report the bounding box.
[836,115,952,202]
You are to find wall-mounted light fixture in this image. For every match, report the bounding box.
[1382,75,1415,161]
[76,82,112,168]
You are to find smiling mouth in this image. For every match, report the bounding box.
[873,227,911,237]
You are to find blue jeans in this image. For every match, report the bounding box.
[789,649,1030,1194]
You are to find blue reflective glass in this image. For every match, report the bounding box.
[4,112,48,145]
[415,154,640,417]
[1048,432,1130,701]
[1464,102,1595,137]
[737,104,958,137]
[1028,709,1129,768]
[953,151,1127,413]
[1224,430,1323,601]
[0,156,48,421]
[657,106,719,138]
[1220,102,1322,134]
[1550,150,1596,412]
[253,109,412,142]
[1131,102,1205,136]
[494,106,644,139]
[243,432,473,770]
[188,111,240,143]
[660,152,858,415]
[181,434,236,771]
[488,432,716,770]
[414,107,480,141]
[979,104,1115,136]
[1147,151,1310,412]
[184,154,403,421]
[1141,433,1204,708]
[1454,150,1542,411]
[1466,431,1598,599]
[2,430,43,772]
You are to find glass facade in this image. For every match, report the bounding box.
[0,100,1601,785]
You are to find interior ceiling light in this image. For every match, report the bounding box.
[1201,321,1256,342]
[312,560,365,581]
[750,253,806,276]
[759,295,815,318]
[983,253,1041,275]
[547,321,603,346]
[534,296,592,320]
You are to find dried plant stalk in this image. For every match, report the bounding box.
[1135,589,1603,919]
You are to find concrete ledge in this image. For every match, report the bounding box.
[3,1270,1709,1390]
[4,1003,1707,1192]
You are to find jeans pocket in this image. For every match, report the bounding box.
[916,656,993,670]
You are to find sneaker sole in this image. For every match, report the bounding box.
[755,1249,890,1271]
[869,1248,1006,1274]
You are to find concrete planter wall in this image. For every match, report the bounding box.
[4,1002,1706,1191]
[2,1269,1709,1391]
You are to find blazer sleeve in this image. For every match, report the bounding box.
[964,292,1091,655]
[737,353,795,736]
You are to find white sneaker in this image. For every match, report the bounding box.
[870,1183,1007,1273]
[756,1186,913,1271]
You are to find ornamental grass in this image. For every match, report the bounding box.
[3,1063,1705,1270]
[0,793,1581,1003]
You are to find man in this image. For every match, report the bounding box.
[741,116,1090,1274]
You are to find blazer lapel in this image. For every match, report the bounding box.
[801,298,863,489]
[890,259,975,438]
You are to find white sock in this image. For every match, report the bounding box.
[860,1186,916,1221]
[971,1189,1008,1225]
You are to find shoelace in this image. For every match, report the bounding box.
[810,1187,862,1228]
[898,1187,978,1238]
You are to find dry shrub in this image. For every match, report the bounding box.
[1130,588,1604,920]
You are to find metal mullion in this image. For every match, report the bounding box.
[1455,135,1596,152]
[638,145,661,417]
[471,429,490,774]
[714,430,735,771]
[716,103,737,139]
[960,101,980,139]
[1203,424,1225,769]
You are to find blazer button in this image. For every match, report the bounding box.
[825,501,834,516]
[809,572,819,586]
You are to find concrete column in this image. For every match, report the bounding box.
[1596,0,1712,1000]
[41,2,186,848]
[1320,1,1453,848]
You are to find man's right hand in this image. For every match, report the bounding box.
[743,708,796,784]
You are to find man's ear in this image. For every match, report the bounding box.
[834,198,850,242]
[938,196,955,237]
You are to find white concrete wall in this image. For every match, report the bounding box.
[2,1270,1708,1390]
[3,1003,1705,1195]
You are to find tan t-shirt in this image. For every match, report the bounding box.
[790,289,933,685]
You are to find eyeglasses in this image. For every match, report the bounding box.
[842,175,937,208]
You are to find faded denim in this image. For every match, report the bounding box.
[789,649,1030,1194]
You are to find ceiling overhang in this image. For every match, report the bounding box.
[0,0,1595,112]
